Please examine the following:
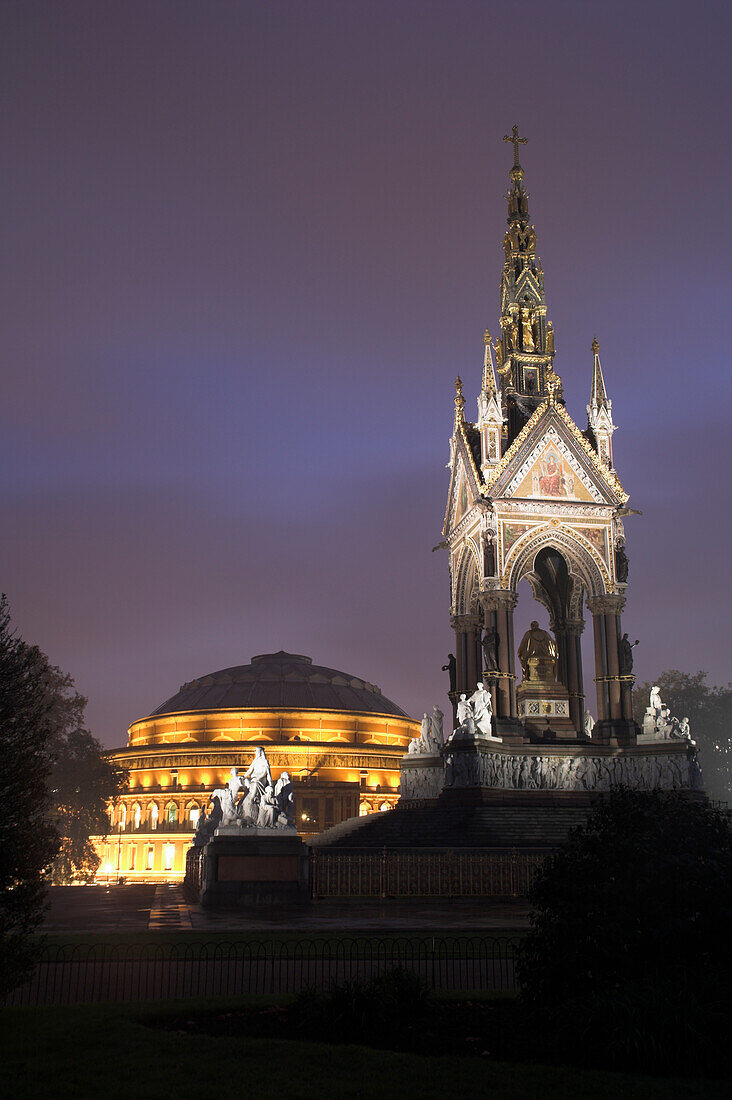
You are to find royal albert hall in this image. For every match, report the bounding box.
[94,651,419,882]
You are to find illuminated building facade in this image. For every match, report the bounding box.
[95,651,418,882]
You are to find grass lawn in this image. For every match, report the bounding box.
[0,996,725,1100]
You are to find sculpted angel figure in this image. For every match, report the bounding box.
[468,682,493,737]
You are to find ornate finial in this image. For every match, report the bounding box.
[503,125,528,167]
[482,333,497,394]
[454,375,465,421]
[545,366,563,405]
[592,337,600,355]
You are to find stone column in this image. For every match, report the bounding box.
[553,617,586,734]
[587,593,627,737]
[591,608,609,721]
[451,614,479,698]
[478,590,517,719]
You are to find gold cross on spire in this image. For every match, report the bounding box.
[503,125,527,167]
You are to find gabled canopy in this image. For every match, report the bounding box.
[482,399,627,507]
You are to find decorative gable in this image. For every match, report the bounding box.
[443,432,483,537]
[484,400,627,506]
[507,430,601,503]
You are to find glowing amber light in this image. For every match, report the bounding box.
[93,704,417,883]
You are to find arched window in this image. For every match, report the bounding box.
[166,802,178,826]
[187,802,200,827]
[359,799,371,817]
[379,802,390,813]
[149,802,159,829]
[133,802,142,829]
[119,804,127,829]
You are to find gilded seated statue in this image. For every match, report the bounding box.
[517,621,558,684]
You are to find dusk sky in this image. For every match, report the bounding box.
[4,0,731,748]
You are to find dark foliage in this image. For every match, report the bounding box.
[41,665,126,883]
[291,967,431,1047]
[633,670,731,802]
[0,596,59,995]
[517,788,732,1074]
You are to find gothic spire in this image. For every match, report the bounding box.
[590,337,609,407]
[586,338,615,467]
[482,330,497,395]
[495,127,558,444]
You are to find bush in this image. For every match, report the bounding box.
[291,967,430,1048]
[516,789,732,1074]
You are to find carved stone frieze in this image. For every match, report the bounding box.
[402,744,703,799]
[399,756,445,801]
[499,500,613,517]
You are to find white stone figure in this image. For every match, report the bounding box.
[430,706,445,747]
[274,771,295,827]
[236,746,275,826]
[642,708,657,737]
[673,716,693,741]
[649,686,664,731]
[244,746,273,790]
[454,694,476,739]
[407,737,420,754]
[419,712,431,748]
[256,783,277,828]
[468,682,494,737]
[212,784,240,825]
[583,711,595,738]
[228,767,242,803]
[238,777,258,822]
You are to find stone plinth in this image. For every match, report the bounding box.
[409,735,704,808]
[399,752,444,803]
[516,673,576,738]
[197,829,309,907]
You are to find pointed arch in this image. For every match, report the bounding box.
[505,524,608,598]
[453,540,480,616]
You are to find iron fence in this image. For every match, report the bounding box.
[5,936,521,1006]
[311,848,545,898]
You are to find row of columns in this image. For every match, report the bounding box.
[451,589,632,736]
[551,617,585,732]
[586,593,633,725]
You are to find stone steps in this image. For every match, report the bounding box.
[310,804,589,850]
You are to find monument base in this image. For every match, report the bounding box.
[516,677,577,738]
[196,830,310,907]
[400,735,704,807]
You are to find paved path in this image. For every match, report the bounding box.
[42,886,530,934]
[148,885,193,931]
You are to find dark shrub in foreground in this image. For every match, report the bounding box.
[292,967,430,1047]
[517,788,731,1073]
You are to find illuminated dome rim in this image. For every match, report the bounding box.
[146,651,410,720]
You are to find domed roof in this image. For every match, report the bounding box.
[149,651,409,718]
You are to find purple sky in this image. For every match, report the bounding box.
[4,1,731,748]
